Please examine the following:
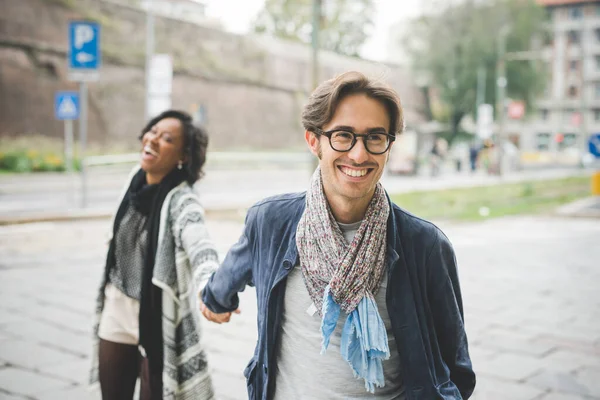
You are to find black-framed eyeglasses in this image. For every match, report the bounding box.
[313,128,395,155]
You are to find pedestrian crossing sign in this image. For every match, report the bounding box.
[55,91,80,120]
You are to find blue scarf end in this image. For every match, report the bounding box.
[320,285,390,393]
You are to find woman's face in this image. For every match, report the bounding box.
[140,117,185,184]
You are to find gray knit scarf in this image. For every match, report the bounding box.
[297,167,390,315]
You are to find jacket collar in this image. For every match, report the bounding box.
[385,191,401,271]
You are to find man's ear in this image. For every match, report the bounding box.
[305,130,320,157]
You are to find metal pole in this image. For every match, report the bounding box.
[64,119,74,173]
[476,66,486,117]
[579,23,588,167]
[79,82,88,207]
[311,0,321,91]
[145,0,155,121]
[496,28,507,177]
[310,0,321,172]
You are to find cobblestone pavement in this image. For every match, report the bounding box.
[0,215,598,399]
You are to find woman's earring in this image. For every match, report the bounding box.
[177,160,183,170]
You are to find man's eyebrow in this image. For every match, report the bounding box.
[328,125,388,133]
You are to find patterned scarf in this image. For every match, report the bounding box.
[296,167,391,392]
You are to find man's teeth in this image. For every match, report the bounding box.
[341,167,367,177]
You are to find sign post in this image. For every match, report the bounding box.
[54,92,80,173]
[147,54,173,118]
[68,21,100,207]
[476,104,493,140]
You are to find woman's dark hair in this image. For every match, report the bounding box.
[139,110,208,185]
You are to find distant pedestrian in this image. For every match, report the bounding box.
[90,110,223,400]
[430,137,448,177]
[469,140,481,172]
[200,72,475,399]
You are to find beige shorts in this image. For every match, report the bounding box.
[98,283,140,345]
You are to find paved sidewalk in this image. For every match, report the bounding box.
[0,215,599,399]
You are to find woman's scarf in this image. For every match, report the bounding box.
[105,167,186,381]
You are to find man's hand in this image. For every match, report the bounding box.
[199,298,240,324]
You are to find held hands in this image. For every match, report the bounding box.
[199,298,240,324]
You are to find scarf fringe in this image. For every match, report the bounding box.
[320,286,390,393]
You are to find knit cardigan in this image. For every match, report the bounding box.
[90,168,219,399]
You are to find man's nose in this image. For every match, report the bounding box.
[347,139,369,164]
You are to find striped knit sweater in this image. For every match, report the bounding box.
[90,170,219,400]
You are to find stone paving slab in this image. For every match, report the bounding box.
[0,367,71,397]
[0,216,599,399]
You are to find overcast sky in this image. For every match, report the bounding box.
[203,0,423,61]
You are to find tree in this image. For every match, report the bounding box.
[253,0,375,57]
[403,0,547,145]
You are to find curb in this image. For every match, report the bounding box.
[555,197,600,219]
[0,206,250,226]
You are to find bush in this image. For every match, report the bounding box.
[0,135,73,173]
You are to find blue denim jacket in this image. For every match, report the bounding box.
[202,192,476,400]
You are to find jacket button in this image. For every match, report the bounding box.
[283,260,292,270]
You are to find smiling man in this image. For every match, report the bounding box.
[201,71,476,400]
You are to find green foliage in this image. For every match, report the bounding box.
[43,0,76,9]
[0,149,68,172]
[0,135,134,173]
[403,0,547,143]
[253,0,375,57]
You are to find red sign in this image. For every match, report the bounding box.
[508,101,525,119]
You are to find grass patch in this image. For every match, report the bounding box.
[390,176,591,221]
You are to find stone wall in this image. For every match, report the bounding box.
[0,0,424,150]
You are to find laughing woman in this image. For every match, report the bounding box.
[90,110,222,400]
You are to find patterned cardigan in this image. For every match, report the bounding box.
[90,169,219,400]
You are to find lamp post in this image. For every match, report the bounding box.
[145,0,155,121]
[310,0,322,172]
[495,25,509,177]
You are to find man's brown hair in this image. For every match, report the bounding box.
[301,71,404,136]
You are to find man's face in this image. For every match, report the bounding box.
[305,93,392,203]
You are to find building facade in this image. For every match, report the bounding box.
[513,0,599,164]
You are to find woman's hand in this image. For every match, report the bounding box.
[199,298,240,324]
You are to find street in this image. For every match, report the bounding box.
[0,163,590,222]
[0,215,599,399]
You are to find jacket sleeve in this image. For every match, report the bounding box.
[170,192,220,294]
[201,205,257,313]
[426,230,476,398]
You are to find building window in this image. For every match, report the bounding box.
[540,109,549,121]
[596,82,600,99]
[568,86,578,98]
[596,56,600,70]
[594,109,600,122]
[567,30,580,45]
[596,28,600,43]
[568,6,583,19]
[569,60,579,72]
[536,133,551,151]
[596,4,600,16]
[558,133,577,150]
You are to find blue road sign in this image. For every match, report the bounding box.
[55,92,80,120]
[68,21,100,71]
[589,133,600,159]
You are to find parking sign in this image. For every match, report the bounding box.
[68,21,100,81]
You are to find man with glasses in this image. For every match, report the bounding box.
[201,71,476,399]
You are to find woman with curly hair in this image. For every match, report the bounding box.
[90,110,231,399]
